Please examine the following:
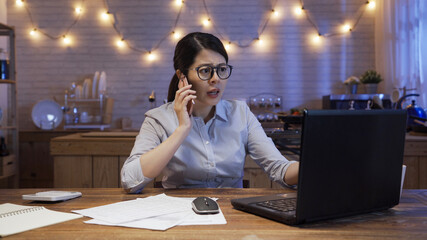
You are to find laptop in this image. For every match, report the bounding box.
[231,109,407,225]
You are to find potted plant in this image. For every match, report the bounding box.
[360,70,383,94]
[344,76,360,94]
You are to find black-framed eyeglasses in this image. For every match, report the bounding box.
[189,64,233,81]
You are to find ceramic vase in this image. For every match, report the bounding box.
[347,84,358,94]
[364,83,378,94]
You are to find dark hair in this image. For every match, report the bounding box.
[167,32,228,102]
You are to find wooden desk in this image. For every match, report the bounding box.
[0,188,426,239]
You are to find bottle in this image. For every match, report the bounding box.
[0,48,9,80]
[0,136,9,156]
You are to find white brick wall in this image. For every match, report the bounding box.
[6,0,375,130]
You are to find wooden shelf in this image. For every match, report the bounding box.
[0,23,18,188]
[68,98,103,102]
[64,124,110,130]
[0,126,18,130]
[0,79,16,84]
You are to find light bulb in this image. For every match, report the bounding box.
[16,0,24,7]
[202,18,211,27]
[367,1,376,9]
[29,28,37,36]
[63,35,71,45]
[294,7,303,16]
[224,41,232,51]
[257,37,264,47]
[172,31,181,40]
[312,34,322,44]
[271,9,279,18]
[75,7,83,15]
[101,12,110,21]
[116,39,125,48]
[175,0,183,7]
[342,24,352,32]
[147,52,156,61]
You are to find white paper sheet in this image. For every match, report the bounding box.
[72,194,190,224]
[85,211,192,231]
[178,208,227,226]
[73,194,227,231]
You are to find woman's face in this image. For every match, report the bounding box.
[186,49,228,108]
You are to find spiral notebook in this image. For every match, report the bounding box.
[0,203,82,237]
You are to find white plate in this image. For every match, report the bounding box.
[92,71,99,99]
[75,85,83,99]
[31,100,63,130]
[83,78,92,99]
[98,71,107,96]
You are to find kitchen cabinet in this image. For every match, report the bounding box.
[50,132,427,189]
[19,130,87,188]
[0,23,18,188]
[403,134,427,189]
[50,132,298,188]
[50,132,136,188]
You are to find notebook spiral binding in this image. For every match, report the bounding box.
[0,206,45,218]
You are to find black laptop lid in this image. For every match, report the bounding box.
[296,110,407,223]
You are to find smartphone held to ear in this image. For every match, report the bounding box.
[180,77,196,105]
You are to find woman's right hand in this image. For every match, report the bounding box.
[174,77,197,132]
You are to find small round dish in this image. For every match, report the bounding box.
[31,100,63,130]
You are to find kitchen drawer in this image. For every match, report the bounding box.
[0,154,17,178]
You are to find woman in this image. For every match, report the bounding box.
[121,32,299,193]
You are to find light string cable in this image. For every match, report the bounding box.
[256,0,279,43]
[299,0,320,35]
[104,0,184,54]
[202,0,278,48]
[300,0,369,37]
[25,0,85,39]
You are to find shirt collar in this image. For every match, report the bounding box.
[214,100,228,122]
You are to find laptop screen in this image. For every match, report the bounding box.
[296,110,407,223]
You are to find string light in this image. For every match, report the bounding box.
[175,0,184,7]
[146,51,156,61]
[312,34,322,44]
[20,0,376,62]
[257,37,264,47]
[101,11,110,21]
[271,9,279,18]
[367,1,376,10]
[29,28,37,37]
[62,35,71,45]
[116,38,125,48]
[294,6,304,16]
[224,41,232,51]
[202,18,211,27]
[172,31,181,40]
[342,24,352,32]
[75,7,83,15]
[15,0,24,7]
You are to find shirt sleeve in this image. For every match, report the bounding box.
[120,117,164,193]
[245,105,297,188]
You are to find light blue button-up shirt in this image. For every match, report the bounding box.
[121,100,296,193]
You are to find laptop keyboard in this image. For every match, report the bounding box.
[256,198,297,212]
